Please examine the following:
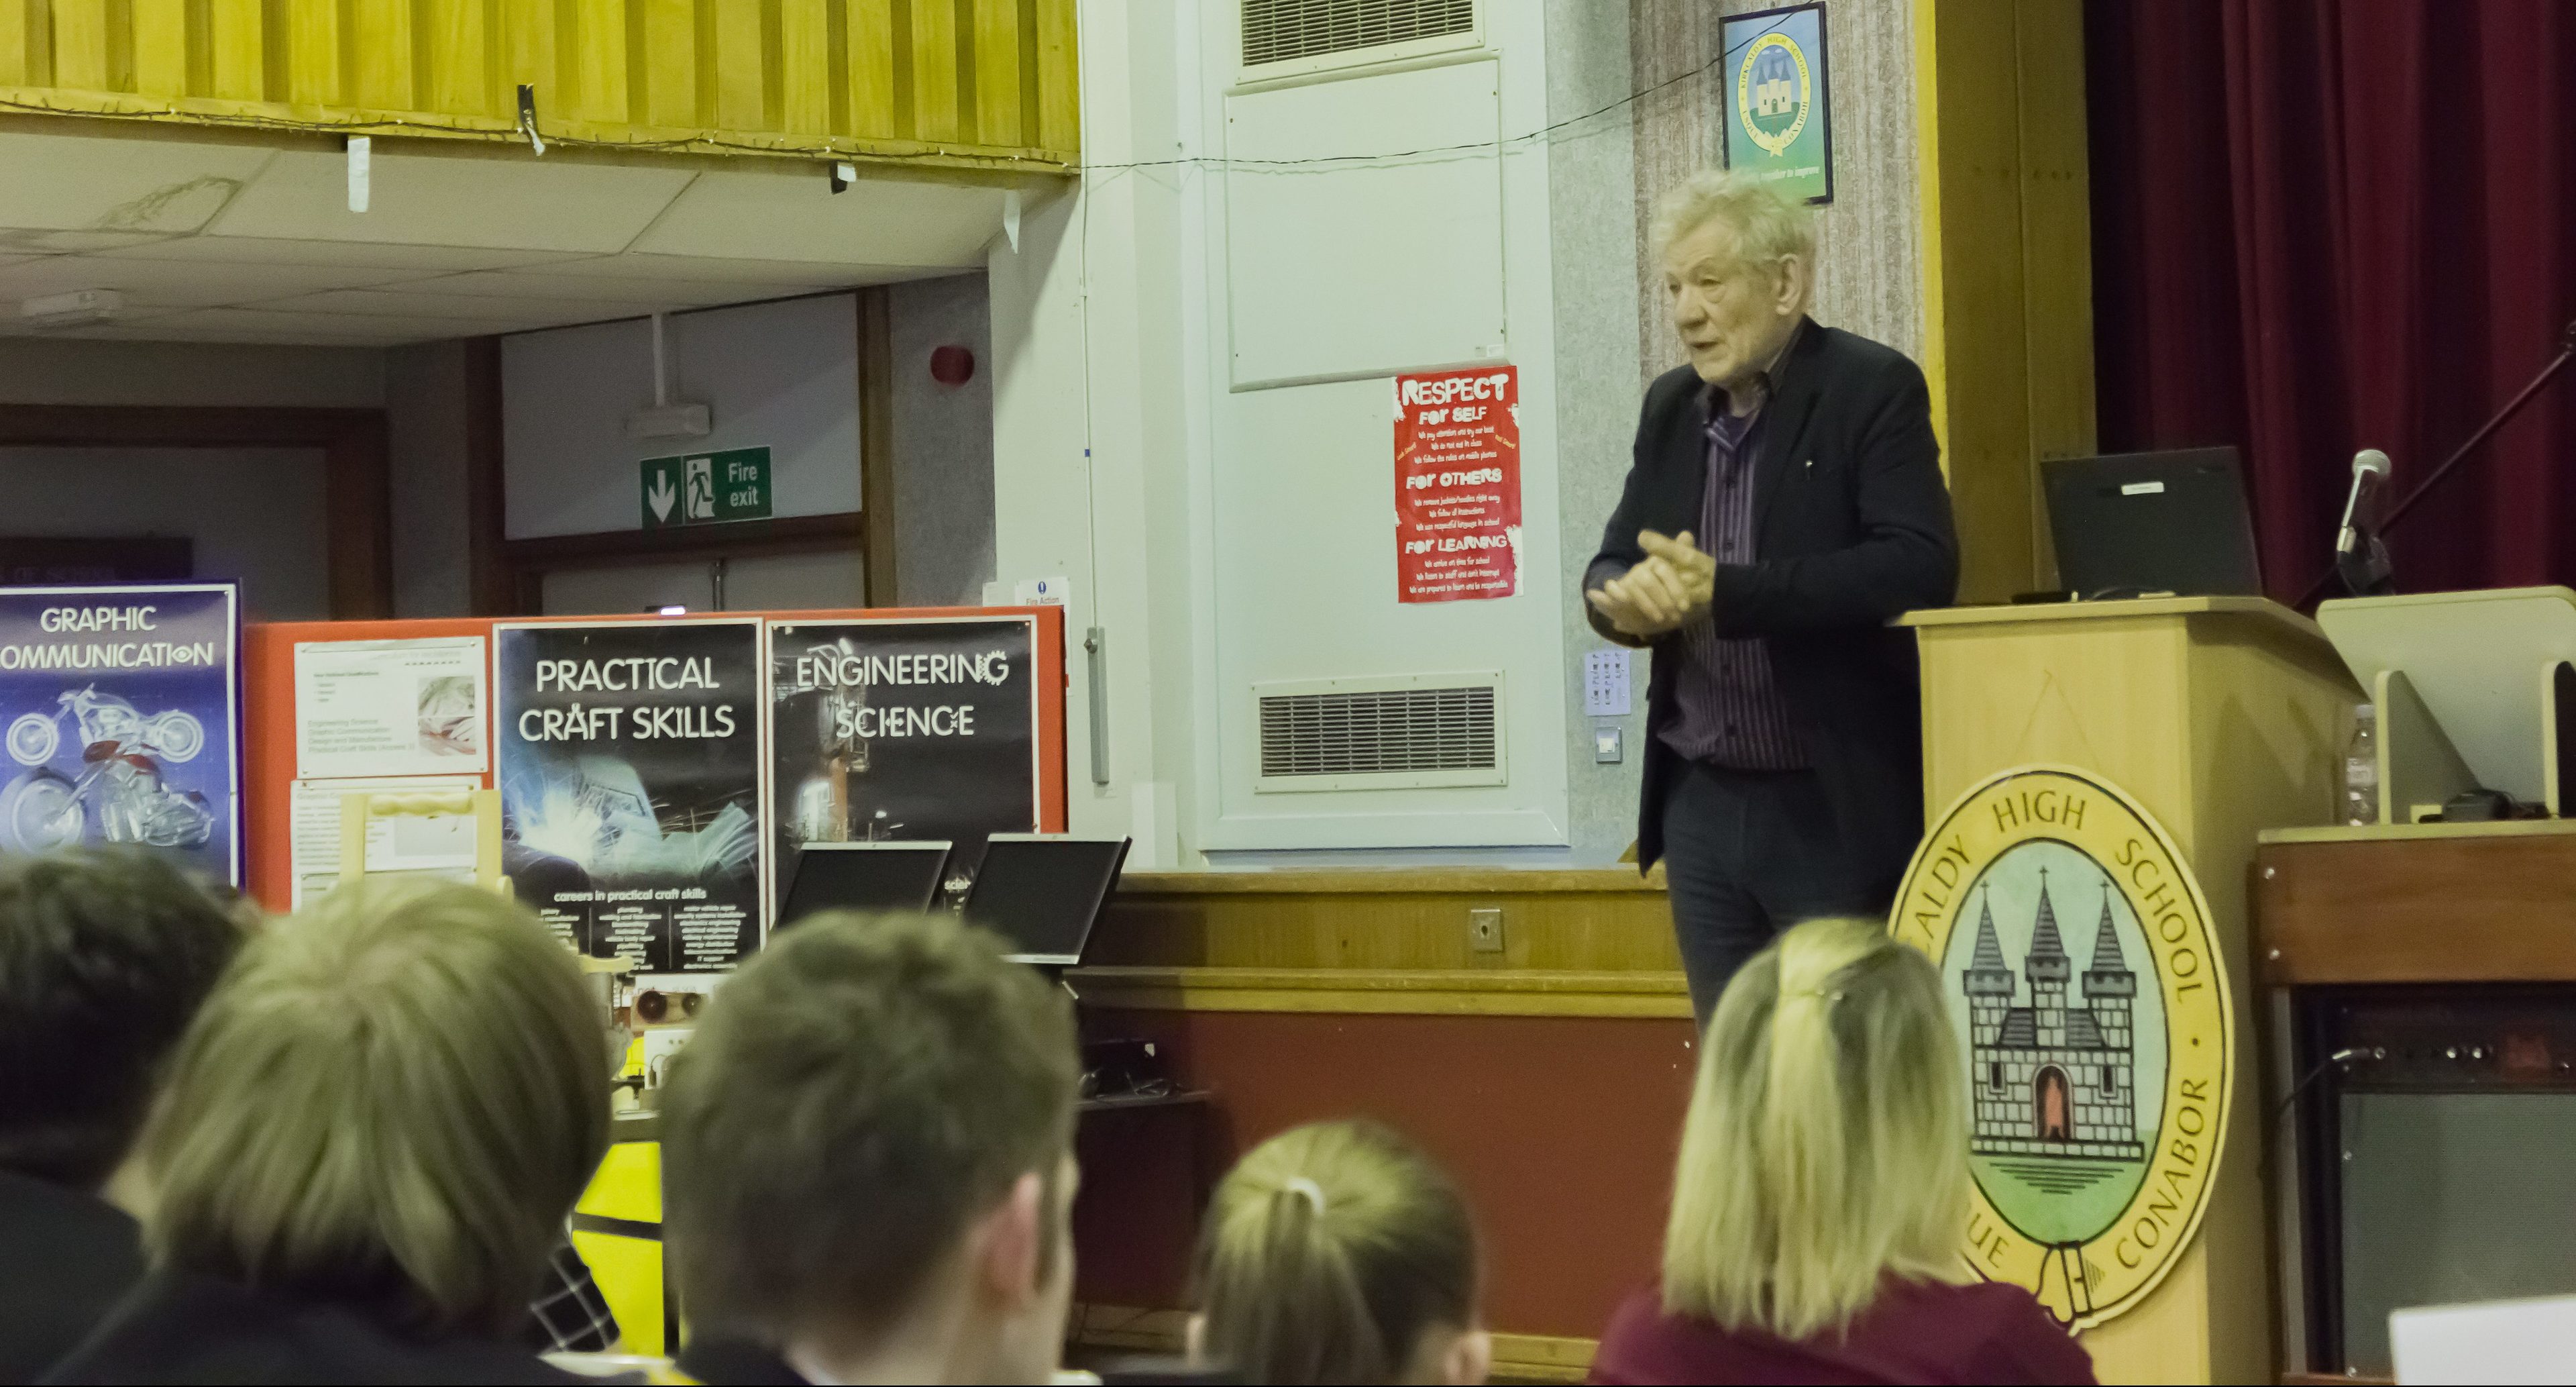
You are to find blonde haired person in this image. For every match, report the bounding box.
[1191,1120,1490,1386]
[48,880,610,1385]
[1589,919,2094,1386]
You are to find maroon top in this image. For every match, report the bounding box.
[1588,1278,2097,1387]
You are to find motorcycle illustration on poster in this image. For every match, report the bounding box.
[769,616,1038,909]
[0,584,239,884]
[494,619,766,980]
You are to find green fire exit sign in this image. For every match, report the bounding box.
[642,447,772,529]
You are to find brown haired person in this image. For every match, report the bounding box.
[48,880,612,1384]
[657,911,1082,1386]
[0,850,244,1383]
[1189,1121,1488,1386]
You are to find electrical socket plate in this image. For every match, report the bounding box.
[1468,906,1505,954]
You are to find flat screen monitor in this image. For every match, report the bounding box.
[962,834,1132,966]
[776,841,953,930]
[2045,447,2265,599]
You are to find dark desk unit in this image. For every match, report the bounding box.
[2255,821,2576,1382]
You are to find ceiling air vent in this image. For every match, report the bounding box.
[1254,672,1505,793]
[1241,0,1477,72]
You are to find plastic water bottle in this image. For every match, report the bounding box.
[2343,704,2379,826]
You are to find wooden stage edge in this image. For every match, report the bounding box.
[1087,867,1684,986]
[1073,1304,1596,1384]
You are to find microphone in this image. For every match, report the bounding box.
[2336,449,2391,557]
[2334,448,2396,597]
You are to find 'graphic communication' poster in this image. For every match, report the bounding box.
[769,616,1038,904]
[0,584,239,884]
[1395,366,1521,603]
[496,620,765,978]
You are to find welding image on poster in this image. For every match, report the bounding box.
[769,617,1038,908]
[0,583,239,885]
[495,620,765,978]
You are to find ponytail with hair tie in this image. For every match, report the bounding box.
[1192,1121,1479,1386]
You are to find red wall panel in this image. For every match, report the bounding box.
[1072,1008,1698,1339]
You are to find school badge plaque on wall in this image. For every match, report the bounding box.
[1889,766,2233,1329]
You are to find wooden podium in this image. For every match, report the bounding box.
[1902,597,2359,1385]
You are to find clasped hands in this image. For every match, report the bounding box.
[1587,530,1717,639]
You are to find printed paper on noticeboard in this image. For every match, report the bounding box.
[294,636,490,780]
[288,774,483,911]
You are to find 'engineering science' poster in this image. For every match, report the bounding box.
[769,615,1038,905]
[495,620,766,978]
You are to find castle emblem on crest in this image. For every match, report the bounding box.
[1964,871,2144,1162]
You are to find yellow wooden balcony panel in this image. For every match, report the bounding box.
[0,0,1077,177]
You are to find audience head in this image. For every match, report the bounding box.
[1192,1120,1487,1386]
[0,847,244,1192]
[660,911,1081,1384]
[142,878,608,1335]
[1665,917,1967,1340]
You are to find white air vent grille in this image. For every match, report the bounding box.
[1241,0,1474,68]
[1253,673,1504,792]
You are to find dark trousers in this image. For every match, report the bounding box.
[1662,760,1885,1026]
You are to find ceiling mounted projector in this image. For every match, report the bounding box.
[19,289,122,329]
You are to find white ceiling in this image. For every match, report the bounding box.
[0,130,1014,346]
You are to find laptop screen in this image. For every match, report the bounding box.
[963,835,1131,965]
[776,843,952,930]
[2044,447,2265,599]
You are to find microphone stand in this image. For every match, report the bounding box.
[2296,317,2576,609]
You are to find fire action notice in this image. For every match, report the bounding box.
[1395,366,1521,603]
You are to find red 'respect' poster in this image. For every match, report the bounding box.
[1394,366,1520,603]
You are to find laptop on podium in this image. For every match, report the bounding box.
[2045,447,2265,599]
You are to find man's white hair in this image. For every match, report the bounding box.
[1650,168,1817,274]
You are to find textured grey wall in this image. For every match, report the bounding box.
[1550,0,1649,864]
[888,273,998,608]
[1630,0,1924,378]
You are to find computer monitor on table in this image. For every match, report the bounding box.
[2045,447,2265,599]
[775,841,953,930]
[962,834,1132,966]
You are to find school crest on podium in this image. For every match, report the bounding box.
[1890,766,2233,1329]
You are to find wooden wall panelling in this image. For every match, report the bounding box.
[463,336,513,617]
[1,0,1079,173]
[2257,827,2576,986]
[1913,0,2094,601]
[857,285,899,607]
[321,413,395,620]
[908,0,961,143]
[778,0,833,138]
[131,0,188,99]
[207,0,263,102]
[1085,870,1680,974]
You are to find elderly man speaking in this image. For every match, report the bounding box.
[1585,171,1957,1023]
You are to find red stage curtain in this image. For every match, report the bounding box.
[2088,0,2576,601]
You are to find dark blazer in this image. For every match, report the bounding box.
[44,1271,582,1386]
[0,1170,144,1384]
[1586,319,1957,885]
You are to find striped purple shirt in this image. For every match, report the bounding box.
[1657,381,1807,770]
